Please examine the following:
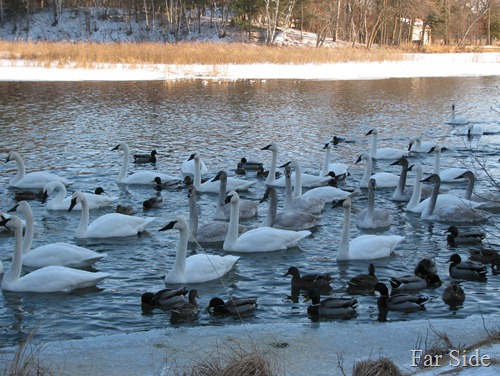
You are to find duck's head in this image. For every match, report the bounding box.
[206,297,225,311]
[448,253,462,264]
[284,266,300,278]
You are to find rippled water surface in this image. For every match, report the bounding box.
[0,77,499,348]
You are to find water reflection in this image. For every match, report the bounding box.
[0,77,498,348]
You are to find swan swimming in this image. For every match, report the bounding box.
[366,129,409,160]
[181,154,208,177]
[0,215,110,293]
[42,181,117,210]
[449,104,469,125]
[319,142,349,178]
[335,197,404,260]
[273,160,330,189]
[408,137,437,153]
[69,191,157,238]
[112,143,180,185]
[223,191,311,253]
[9,201,107,269]
[355,153,399,188]
[356,178,392,230]
[429,145,468,183]
[5,151,71,189]
[159,216,240,284]
[454,170,500,212]
[282,164,325,214]
[260,143,280,185]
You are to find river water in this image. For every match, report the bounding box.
[0,77,499,348]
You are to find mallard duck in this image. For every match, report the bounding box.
[347,263,378,291]
[133,149,157,164]
[414,258,437,279]
[468,249,499,264]
[373,283,428,312]
[390,273,442,294]
[448,253,487,280]
[170,289,199,318]
[332,136,346,145]
[206,297,258,315]
[240,157,263,170]
[492,259,499,275]
[14,189,44,201]
[256,165,281,179]
[116,204,134,215]
[442,281,466,306]
[141,286,188,309]
[234,162,246,175]
[143,196,163,210]
[447,225,485,247]
[284,266,333,291]
[153,176,182,189]
[305,288,358,317]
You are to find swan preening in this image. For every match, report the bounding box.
[366,129,409,160]
[10,201,107,269]
[6,151,71,189]
[0,215,110,293]
[223,191,311,252]
[112,143,180,185]
[335,197,404,260]
[159,216,240,284]
[69,191,156,238]
[42,181,117,210]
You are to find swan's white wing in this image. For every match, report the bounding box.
[87,213,156,238]
[24,242,106,268]
[349,235,404,260]
[233,227,310,252]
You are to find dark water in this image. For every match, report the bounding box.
[0,77,499,348]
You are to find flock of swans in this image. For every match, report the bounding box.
[0,111,499,321]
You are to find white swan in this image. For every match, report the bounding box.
[260,186,320,230]
[420,174,491,223]
[159,216,240,284]
[69,191,156,238]
[261,143,280,185]
[42,181,117,210]
[282,164,325,214]
[187,185,254,244]
[112,143,180,185]
[449,104,469,125]
[181,154,208,177]
[429,145,468,183]
[274,160,330,189]
[355,153,399,188]
[213,170,259,220]
[302,179,356,203]
[453,171,500,212]
[1,210,26,232]
[10,201,107,268]
[319,142,349,178]
[467,124,483,140]
[356,178,392,230]
[188,153,254,193]
[335,197,404,261]
[223,191,311,253]
[0,215,110,293]
[408,137,437,153]
[5,151,71,189]
[390,157,412,202]
[366,129,409,160]
[406,162,427,213]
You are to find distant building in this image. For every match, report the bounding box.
[402,18,431,45]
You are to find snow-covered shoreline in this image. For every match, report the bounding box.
[1,52,499,82]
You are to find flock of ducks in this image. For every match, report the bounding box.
[1,106,499,322]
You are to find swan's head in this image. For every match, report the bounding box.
[261,143,277,152]
[420,174,440,185]
[260,186,276,203]
[323,142,330,150]
[187,184,196,198]
[159,216,188,232]
[365,129,377,136]
[408,137,419,151]
[187,152,200,162]
[111,143,128,152]
[368,178,377,190]
[1,215,23,233]
[390,157,408,168]
[211,170,227,182]
[42,181,61,201]
[223,191,239,206]
[69,191,86,212]
[283,165,292,178]
[332,196,351,209]
[355,153,370,164]
[428,145,446,154]
[454,170,473,181]
[5,151,20,163]
[8,201,30,215]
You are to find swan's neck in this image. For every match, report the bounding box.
[338,204,351,260]
[224,199,240,250]
[394,164,408,196]
[407,168,423,209]
[433,150,440,175]
[320,146,331,176]
[214,175,227,218]
[193,158,202,190]
[293,164,302,198]
[118,145,130,181]
[171,227,188,276]
[370,133,378,158]
[75,196,90,238]
[22,206,35,254]
[283,173,293,211]
[4,223,23,288]
[265,149,277,185]
[53,183,67,205]
[11,154,26,184]
[361,158,372,187]
[366,185,375,222]
[188,194,198,242]
[464,174,474,201]
[423,179,440,217]
[262,191,277,227]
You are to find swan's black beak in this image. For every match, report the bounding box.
[420,175,433,183]
[260,144,272,151]
[187,153,196,161]
[427,146,436,154]
[323,143,329,149]
[111,144,120,151]
[7,204,19,213]
[332,198,346,208]
[406,164,414,172]
[68,197,78,212]
[159,220,177,232]
[279,161,291,168]
[0,217,11,228]
[223,194,234,206]
[211,172,222,182]
[365,129,374,136]
[355,155,362,164]
[41,190,49,204]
